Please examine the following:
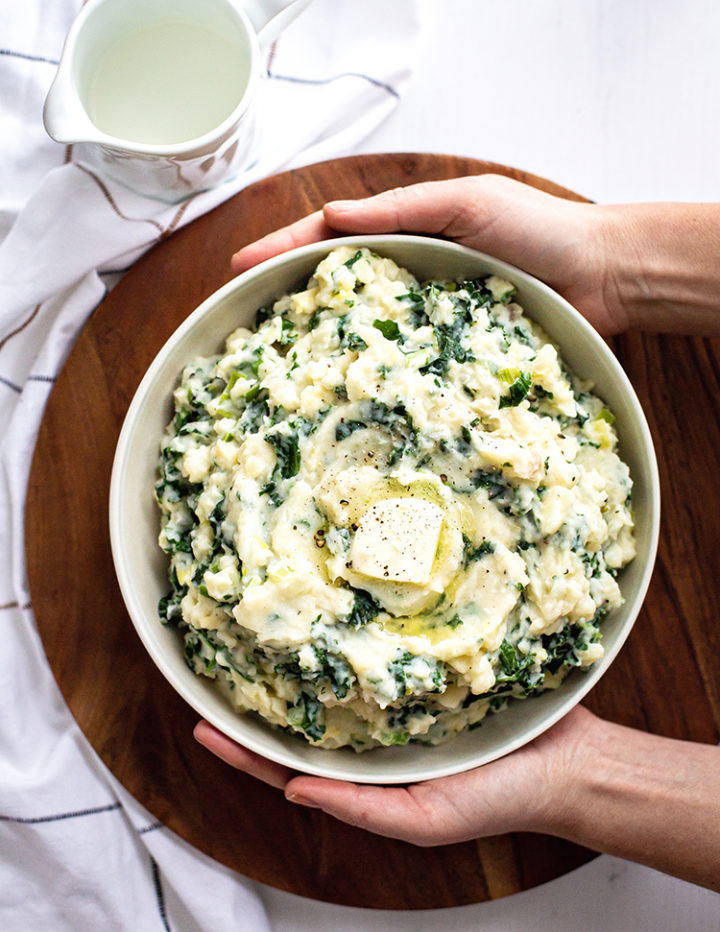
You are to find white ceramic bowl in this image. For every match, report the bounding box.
[110,235,660,784]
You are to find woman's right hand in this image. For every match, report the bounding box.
[231,174,628,335]
[232,174,720,337]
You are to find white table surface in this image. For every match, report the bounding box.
[259,1,720,928]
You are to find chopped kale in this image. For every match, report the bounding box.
[471,468,509,499]
[162,526,192,554]
[386,702,425,729]
[372,318,403,342]
[419,277,507,375]
[277,316,296,346]
[420,315,476,377]
[498,370,532,408]
[362,399,417,464]
[158,582,186,625]
[389,651,445,699]
[462,535,496,567]
[512,324,535,347]
[581,551,603,578]
[246,345,264,377]
[532,384,554,401]
[346,587,383,627]
[173,406,211,437]
[542,612,606,674]
[459,278,498,310]
[316,649,354,699]
[495,640,543,694]
[344,331,368,352]
[286,691,326,742]
[155,445,202,505]
[260,478,284,507]
[207,494,226,539]
[276,646,354,700]
[456,423,473,454]
[265,428,301,479]
[389,650,415,696]
[334,312,370,351]
[343,249,364,269]
[255,305,273,326]
[400,290,430,328]
[335,419,367,442]
[238,388,270,433]
[268,403,288,427]
[182,626,256,682]
[157,445,183,488]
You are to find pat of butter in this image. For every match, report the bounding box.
[350,498,443,585]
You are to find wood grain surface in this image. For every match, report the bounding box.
[26,153,720,909]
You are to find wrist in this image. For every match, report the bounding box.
[510,706,607,836]
[597,203,720,335]
[538,712,621,839]
[538,715,720,891]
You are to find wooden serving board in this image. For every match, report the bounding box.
[26,154,720,909]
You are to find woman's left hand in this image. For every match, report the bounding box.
[193,705,595,846]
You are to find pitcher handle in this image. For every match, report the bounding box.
[241,0,313,48]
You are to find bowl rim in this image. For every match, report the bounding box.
[109,234,661,783]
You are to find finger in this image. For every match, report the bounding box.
[323,180,468,235]
[193,720,294,790]
[284,773,494,846]
[323,175,539,240]
[284,776,444,842]
[283,729,564,845]
[231,179,486,276]
[323,175,587,278]
[230,211,337,274]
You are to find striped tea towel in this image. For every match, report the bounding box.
[0,1,423,928]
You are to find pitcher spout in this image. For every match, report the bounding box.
[43,62,103,146]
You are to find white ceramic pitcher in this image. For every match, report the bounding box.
[43,0,312,202]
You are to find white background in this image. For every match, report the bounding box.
[357,0,720,205]
[261,1,720,928]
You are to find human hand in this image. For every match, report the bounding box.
[193,705,595,846]
[233,175,720,337]
[231,174,628,336]
[195,703,720,890]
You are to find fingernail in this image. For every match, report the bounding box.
[286,792,320,808]
[325,200,355,212]
[192,720,208,743]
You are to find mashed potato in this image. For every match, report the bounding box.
[155,246,635,750]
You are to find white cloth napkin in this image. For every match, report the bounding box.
[0,1,423,928]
